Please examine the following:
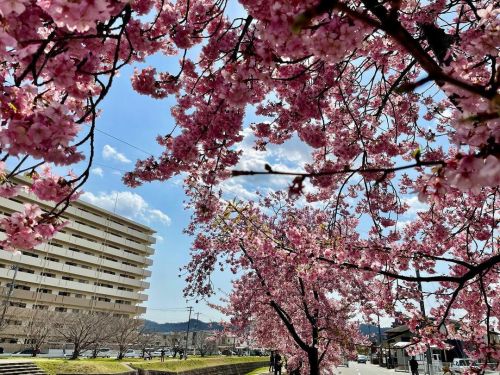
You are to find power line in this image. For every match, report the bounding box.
[83,123,155,157]
[92,163,129,174]
[146,307,193,311]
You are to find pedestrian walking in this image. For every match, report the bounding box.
[409,356,419,375]
[274,352,283,375]
[269,351,275,373]
[160,348,165,363]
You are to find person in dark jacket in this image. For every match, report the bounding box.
[274,352,283,375]
[269,351,275,373]
[409,357,419,375]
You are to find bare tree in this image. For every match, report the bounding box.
[109,316,145,360]
[195,332,217,357]
[166,332,183,358]
[24,310,57,357]
[54,312,113,359]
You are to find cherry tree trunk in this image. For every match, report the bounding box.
[308,347,320,375]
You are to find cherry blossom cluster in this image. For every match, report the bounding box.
[0,203,64,251]
[184,192,499,372]
[30,165,82,202]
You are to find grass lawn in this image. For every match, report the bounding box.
[131,356,267,372]
[245,366,269,375]
[32,358,131,375]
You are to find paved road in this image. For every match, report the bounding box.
[333,362,399,375]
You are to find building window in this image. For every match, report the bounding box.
[98,297,111,302]
[55,307,67,312]
[96,282,113,289]
[124,250,139,256]
[118,286,133,292]
[6,320,22,326]
[45,257,59,262]
[33,304,48,310]
[62,276,74,281]
[9,302,26,308]
[78,279,89,284]
[52,243,63,248]
[120,274,136,280]
[58,291,70,296]
[65,261,78,267]
[102,269,115,275]
[36,288,52,294]
[10,284,30,291]
[74,294,85,299]
[22,251,38,258]
[116,300,131,305]
[18,268,34,274]
[0,338,19,344]
[41,272,55,278]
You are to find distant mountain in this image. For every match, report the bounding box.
[359,324,390,343]
[144,319,224,333]
[144,320,388,339]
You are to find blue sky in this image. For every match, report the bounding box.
[72,50,316,324]
[75,57,225,324]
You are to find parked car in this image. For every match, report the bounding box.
[357,354,368,364]
[123,349,141,358]
[151,350,163,357]
[79,350,93,358]
[451,358,477,374]
[96,348,118,358]
[149,348,171,357]
[11,348,47,356]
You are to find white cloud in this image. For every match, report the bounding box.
[403,196,428,215]
[102,145,131,164]
[218,179,260,201]
[90,167,104,177]
[155,234,164,243]
[81,190,171,227]
[148,209,172,226]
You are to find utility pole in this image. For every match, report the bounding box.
[184,307,193,360]
[416,269,433,375]
[192,312,200,356]
[377,315,382,366]
[0,265,18,329]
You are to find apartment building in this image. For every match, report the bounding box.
[0,179,156,349]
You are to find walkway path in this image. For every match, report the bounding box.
[333,362,397,375]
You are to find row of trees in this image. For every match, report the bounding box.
[4,310,147,360]
[2,309,221,360]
